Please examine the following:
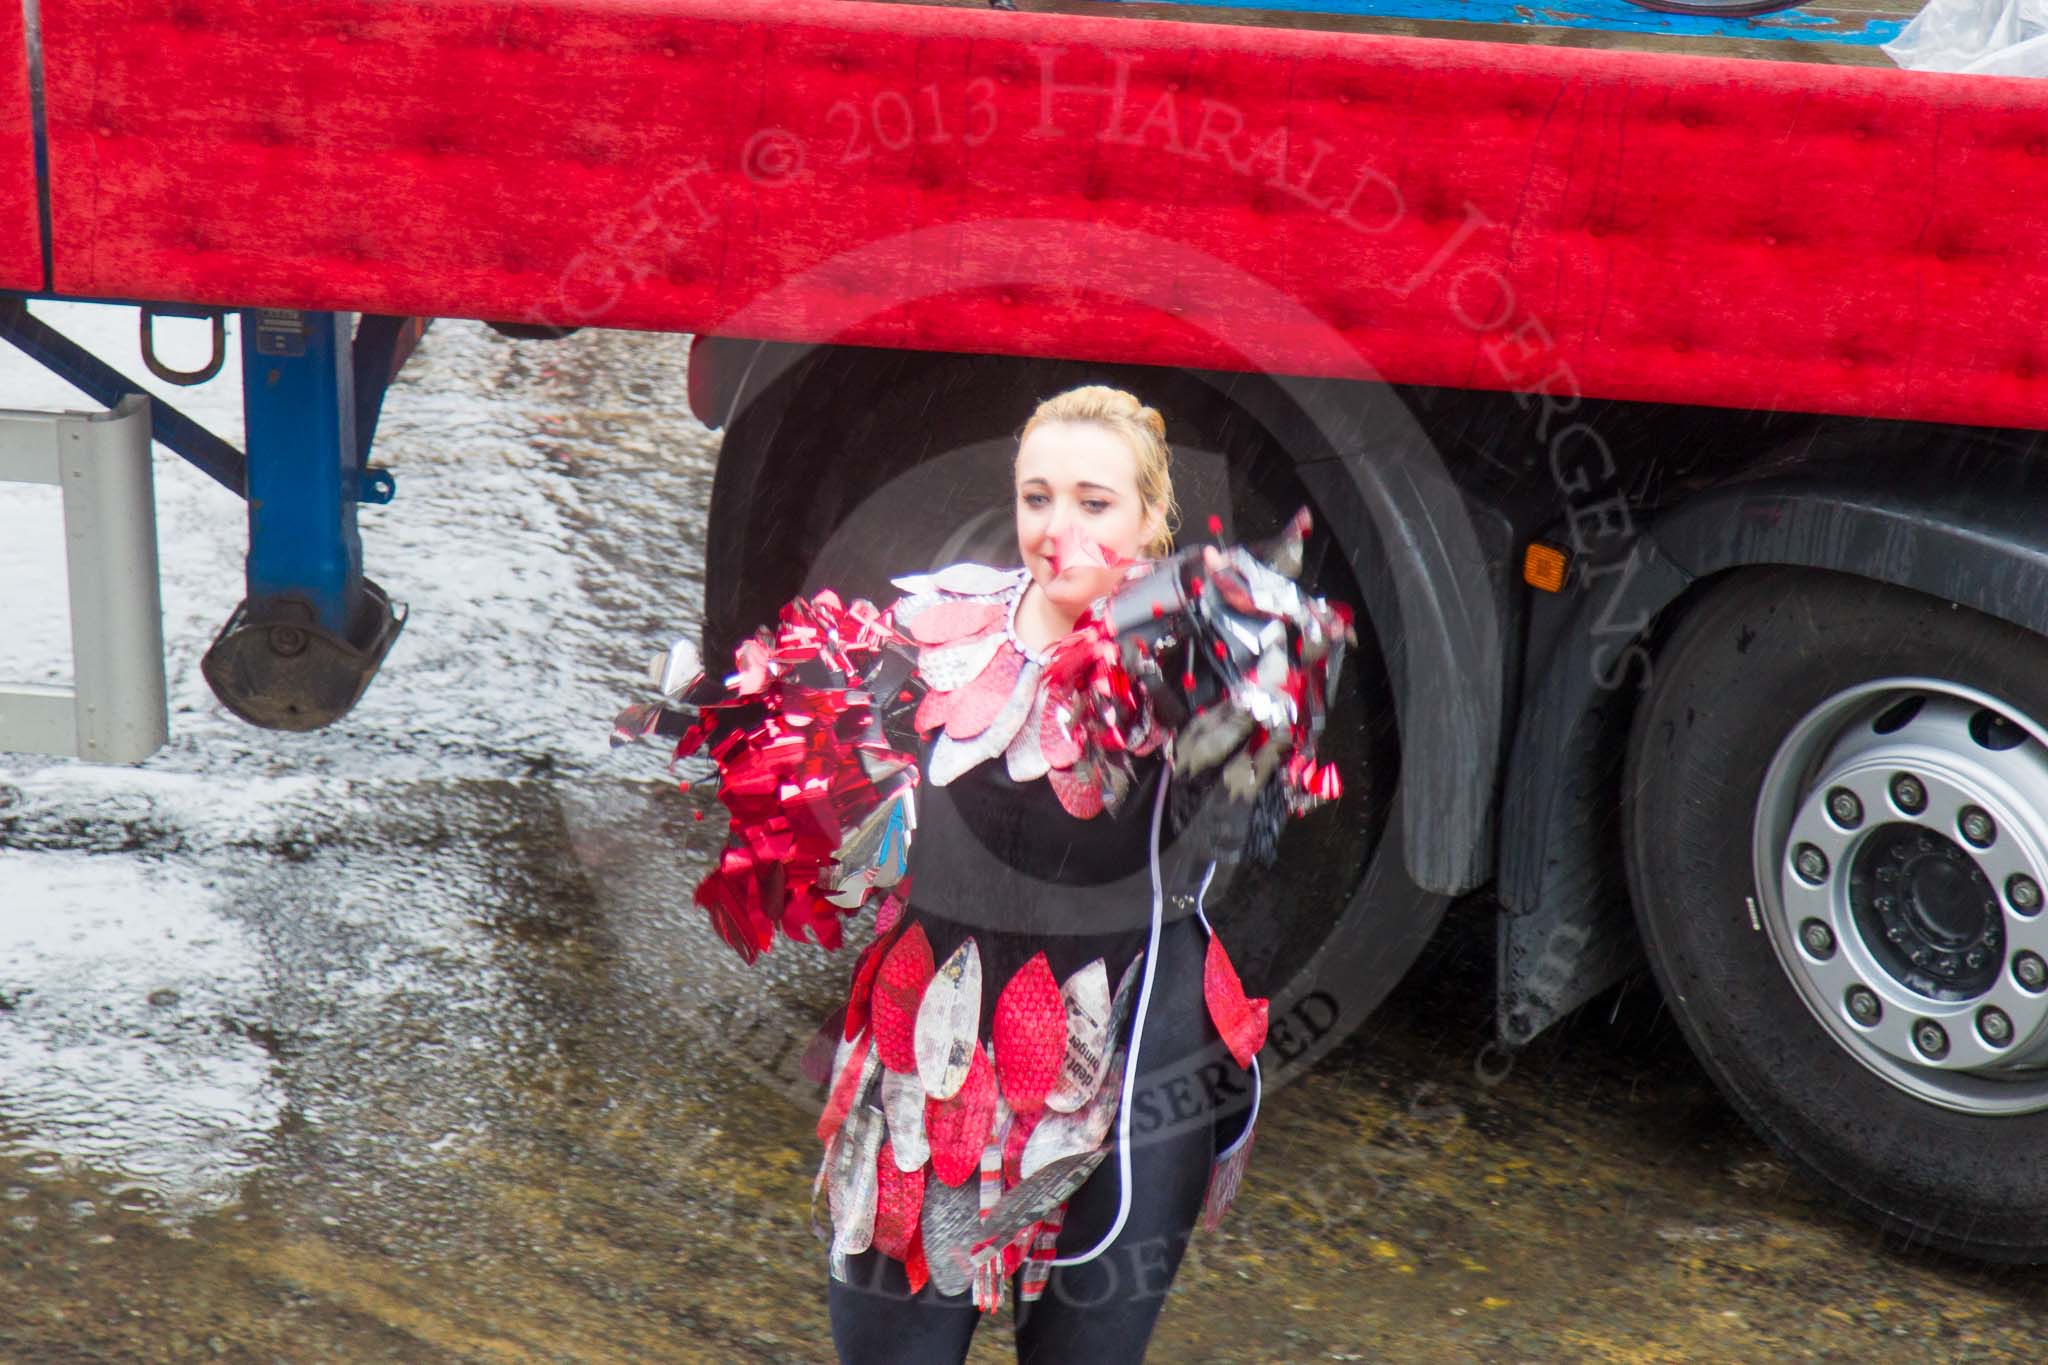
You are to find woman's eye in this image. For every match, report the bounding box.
[1084,501,1110,514]
[1022,493,1047,508]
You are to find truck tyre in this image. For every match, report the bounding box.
[1625,564,2048,1262]
[701,346,1399,1006]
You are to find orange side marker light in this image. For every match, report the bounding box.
[1523,542,1570,593]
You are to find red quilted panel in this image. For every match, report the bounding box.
[36,0,2048,429]
[0,0,40,290]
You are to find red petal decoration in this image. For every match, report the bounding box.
[992,954,1067,1116]
[925,1043,998,1187]
[1047,758,1104,819]
[817,1029,873,1145]
[872,923,936,1073]
[844,914,908,1042]
[1203,931,1270,1070]
[1002,1109,1039,1187]
[905,1223,930,1294]
[944,641,1025,741]
[872,1140,925,1260]
[875,878,911,937]
[915,683,958,736]
[907,601,1005,646]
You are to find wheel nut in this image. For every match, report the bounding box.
[1800,920,1835,958]
[1847,987,1881,1024]
[1980,1008,2014,1047]
[1794,844,1830,884]
[2017,953,2047,991]
[2010,875,2042,914]
[1960,807,1997,847]
[1914,1020,1950,1058]
[1827,788,1864,828]
[1892,774,1927,814]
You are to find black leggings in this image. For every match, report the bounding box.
[827,915,1234,1364]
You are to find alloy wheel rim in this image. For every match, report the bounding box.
[1752,678,2048,1116]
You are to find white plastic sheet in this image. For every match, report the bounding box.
[1883,0,2048,76]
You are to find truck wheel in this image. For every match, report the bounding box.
[701,346,1398,1006]
[1625,565,2048,1262]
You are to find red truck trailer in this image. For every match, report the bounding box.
[10,0,2048,1263]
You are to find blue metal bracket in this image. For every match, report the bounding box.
[241,308,361,636]
[198,307,407,730]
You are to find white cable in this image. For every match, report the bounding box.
[1191,859,1262,1161]
[1048,765,1169,1267]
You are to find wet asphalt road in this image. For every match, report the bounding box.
[4,314,2048,1363]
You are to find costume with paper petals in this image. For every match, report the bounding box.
[611,507,1355,1315]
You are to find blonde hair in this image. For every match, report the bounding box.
[1016,385,1180,560]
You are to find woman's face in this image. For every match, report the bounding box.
[1014,420,1162,617]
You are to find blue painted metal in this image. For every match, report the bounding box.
[240,309,361,637]
[0,293,247,494]
[1159,0,1906,45]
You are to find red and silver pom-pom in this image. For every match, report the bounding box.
[610,591,924,964]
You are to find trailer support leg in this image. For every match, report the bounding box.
[199,309,404,731]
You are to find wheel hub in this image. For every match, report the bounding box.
[1755,682,2048,1116]
[1849,822,2002,998]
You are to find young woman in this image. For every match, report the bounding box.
[616,384,1349,1363]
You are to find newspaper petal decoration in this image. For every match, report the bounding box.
[925,1042,999,1187]
[915,938,983,1101]
[1003,674,1053,782]
[992,952,1067,1117]
[1045,959,1112,1114]
[1199,1124,1257,1233]
[827,1101,885,1255]
[919,1171,983,1297]
[1204,931,1270,1070]
[872,922,935,1074]
[883,1065,931,1171]
[1019,1043,1125,1181]
[810,1146,834,1246]
[818,1030,878,1145]
[967,1149,1109,1267]
[872,1139,925,1260]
